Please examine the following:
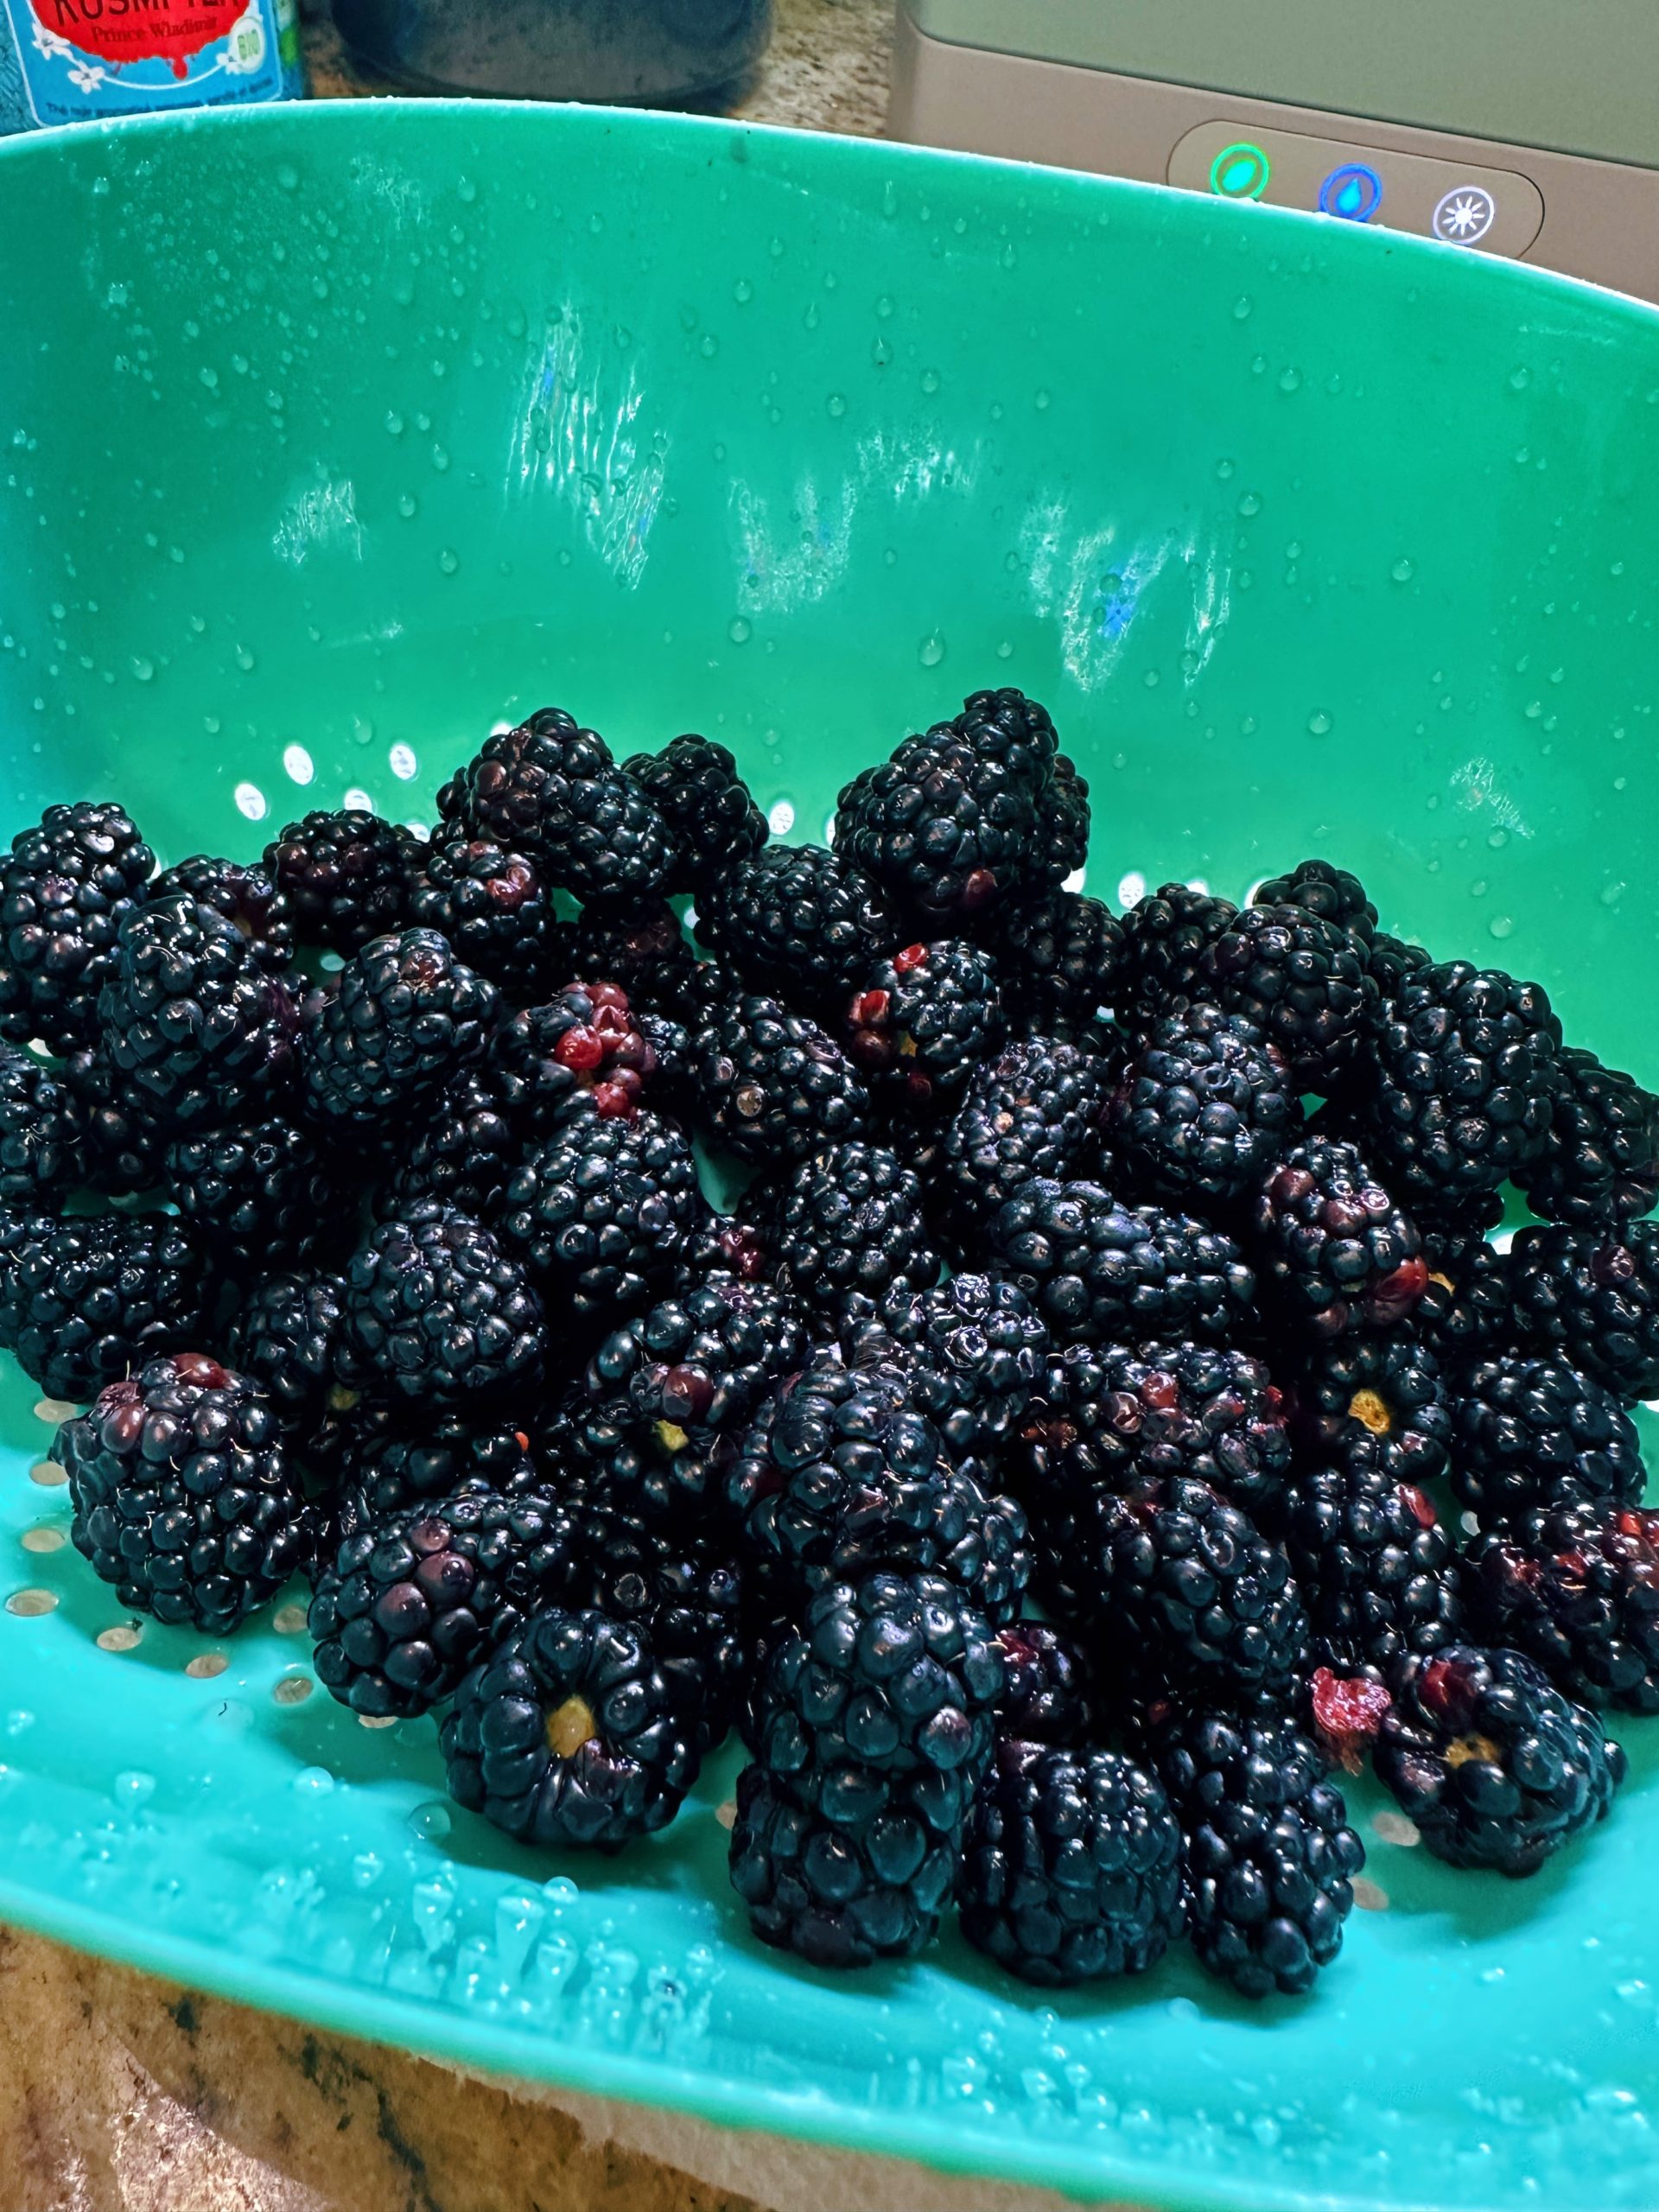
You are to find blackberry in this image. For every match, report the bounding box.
[875,1272,1048,1465]
[995,1621,1094,1745]
[1515,1047,1659,1228]
[770,1141,941,1319]
[163,1114,340,1274]
[1374,1646,1624,1876]
[1463,1504,1659,1715]
[566,899,695,1013]
[1448,1354,1643,1519]
[1249,1135,1427,1339]
[957,1740,1183,1986]
[1285,1446,1464,1676]
[0,1210,214,1402]
[442,1605,698,1848]
[1359,960,1562,1202]
[1156,1710,1363,1997]
[680,1205,775,1289]
[729,1762,957,1967]
[498,1109,698,1319]
[1288,1332,1451,1488]
[302,928,497,1133]
[575,1281,810,1520]
[149,855,293,974]
[437,708,678,905]
[833,702,1055,922]
[224,1269,363,1445]
[695,842,898,1001]
[753,1571,1004,1815]
[1415,1206,1516,1366]
[620,732,768,891]
[264,809,423,953]
[580,1509,747,1751]
[1034,749,1091,888]
[727,1360,1031,1623]
[99,894,297,1133]
[844,939,1006,1109]
[1033,1472,1306,1696]
[983,1179,1256,1349]
[0,801,155,1053]
[1109,1007,1300,1206]
[1014,1341,1293,1532]
[0,1044,80,1204]
[59,1044,165,1195]
[634,1007,695,1116]
[376,1069,518,1223]
[936,1034,1110,1248]
[1197,904,1372,1090]
[691,992,869,1167]
[343,1204,545,1405]
[1510,1221,1659,1404]
[996,889,1124,1029]
[309,1488,580,1717]
[53,1354,308,1632]
[493,982,658,1136]
[408,832,565,993]
[330,1409,539,1529]
[1117,882,1238,1032]
[1251,857,1377,950]
[1368,931,1434,1002]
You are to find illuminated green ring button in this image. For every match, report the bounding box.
[1210,142,1271,201]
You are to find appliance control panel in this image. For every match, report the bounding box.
[1168,121,1545,257]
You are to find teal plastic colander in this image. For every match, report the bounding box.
[2,99,1659,2212]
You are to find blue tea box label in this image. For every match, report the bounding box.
[2,0,301,129]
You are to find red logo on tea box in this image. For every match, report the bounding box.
[29,0,246,77]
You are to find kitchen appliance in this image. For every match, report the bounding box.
[888,0,1659,299]
[330,0,772,105]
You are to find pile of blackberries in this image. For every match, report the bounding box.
[5,688,1657,1999]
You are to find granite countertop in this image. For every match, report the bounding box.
[1,29,912,2212]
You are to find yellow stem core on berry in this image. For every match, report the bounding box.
[897,1033,919,1057]
[1427,1271,1455,1295]
[1348,1388,1394,1436]
[653,1419,690,1454]
[546,1696,598,1759]
[1444,1732,1503,1769]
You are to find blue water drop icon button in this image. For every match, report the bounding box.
[1209,143,1271,201]
[1319,162,1384,223]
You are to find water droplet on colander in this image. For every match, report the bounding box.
[733,277,753,305]
[1279,366,1302,393]
[699,334,719,359]
[130,656,154,683]
[826,391,846,418]
[235,645,256,672]
[727,616,752,645]
[438,549,460,575]
[1510,365,1531,391]
[1489,915,1516,940]
[199,365,219,391]
[996,640,1014,660]
[1392,556,1414,583]
[276,164,299,192]
[1600,880,1626,907]
[408,1801,451,1843]
[1216,458,1236,480]
[1033,386,1050,410]
[872,334,893,367]
[457,175,478,204]
[1232,296,1253,320]
[1237,491,1262,518]
[918,633,946,668]
[398,493,417,518]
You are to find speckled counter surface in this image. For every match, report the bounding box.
[0,22,917,2209]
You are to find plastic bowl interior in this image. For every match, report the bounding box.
[3,101,1659,2212]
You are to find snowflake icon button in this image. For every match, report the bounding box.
[1433,186,1497,245]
